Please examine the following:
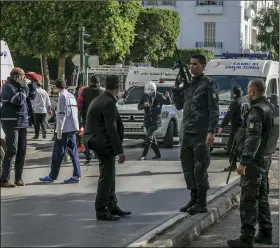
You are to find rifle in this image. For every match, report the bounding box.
[172,45,192,86]
[226,136,238,184]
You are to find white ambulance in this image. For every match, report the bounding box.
[0,40,13,171]
[1,40,14,88]
[203,53,279,150]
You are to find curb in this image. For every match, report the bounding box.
[127,178,241,248]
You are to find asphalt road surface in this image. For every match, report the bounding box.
[1,130,278,247]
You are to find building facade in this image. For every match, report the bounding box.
[142,0,275,56]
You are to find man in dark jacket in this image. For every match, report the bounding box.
[227,79,279,248]
[173,54,219,215]
[138,81,171,160]
[0,67,36,187]
[83,75,131,221]
[77,75,104,164]
[218,86,246,171]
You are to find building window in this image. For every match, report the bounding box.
[204,23,216,47]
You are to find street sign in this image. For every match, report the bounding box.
[72,55,99,67]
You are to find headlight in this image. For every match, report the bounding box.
[162,111,169,119]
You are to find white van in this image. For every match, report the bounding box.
[1,40,14,88]
[0,40,13,172]
[125,67,179,90]
[204,57,279,150]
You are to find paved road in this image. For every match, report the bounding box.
[1,129,277,247]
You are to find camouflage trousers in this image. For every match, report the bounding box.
[180,133,210,191]
[239,159,272,243]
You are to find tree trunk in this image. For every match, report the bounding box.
[58,52,66,79]
[42,55,50,93]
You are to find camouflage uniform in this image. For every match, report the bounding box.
[173,74,219,214]
[228,96,279,247]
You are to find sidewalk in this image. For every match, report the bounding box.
[187,161,279,247]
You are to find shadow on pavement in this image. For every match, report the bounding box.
[0,186,219,247]
[87,171,183,178]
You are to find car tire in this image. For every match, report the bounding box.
[163,121,174,148]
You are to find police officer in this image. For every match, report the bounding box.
[138,81,171,160]
[218,86,246,171]
[83,75,131,221]
[39,79,81,184]
[1,68,36,187]
[77,75,104,164]
[227,79,279,248]
[173,54,219,215]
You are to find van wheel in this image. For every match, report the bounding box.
[164,121,174,148]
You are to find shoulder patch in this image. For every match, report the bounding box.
[213,93,217,98]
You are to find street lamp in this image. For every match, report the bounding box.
[265,16,274,60]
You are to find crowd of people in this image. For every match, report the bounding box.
[0,55,279,247]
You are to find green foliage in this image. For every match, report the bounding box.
[254,7,279,58]
[158,49,216,68]
[0,1,141,61]
[130,8,180,64]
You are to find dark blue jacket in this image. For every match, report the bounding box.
[1,78,36,129]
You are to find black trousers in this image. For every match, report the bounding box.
[34,113,47,137]
[1,128,27,182]
[94,154,117,212]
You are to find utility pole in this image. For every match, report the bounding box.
[78,26,91,86]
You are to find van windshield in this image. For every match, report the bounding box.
[206,75,266,104]
[124,86,173,104]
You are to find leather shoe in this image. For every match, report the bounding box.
[108,205,131,217]
[96,211,120,221]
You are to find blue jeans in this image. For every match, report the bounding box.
[49,131,81,180]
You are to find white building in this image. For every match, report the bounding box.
[142,0,275,56]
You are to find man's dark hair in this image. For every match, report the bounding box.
[90,75,100,85]
[105,75,119,90]
[232,85,241,97]
[35,81,42,88]
[191,54,207,66]
[249,78,266,94]
[54,78,66,89]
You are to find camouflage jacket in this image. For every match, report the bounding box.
[172,73,219,135]
[240,96,279,166]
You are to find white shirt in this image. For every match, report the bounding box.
[32,87,51,113]
[56,89,79,134]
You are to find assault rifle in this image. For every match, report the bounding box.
[172,45,192,86]
[226,136,237,184]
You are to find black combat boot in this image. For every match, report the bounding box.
[138,143,150,160]
[151,143,161,159]
[187,189,208,215]
[180,190,197,212]
[107,205,132,217]
[227,238,253,248]
[254,229,272,245]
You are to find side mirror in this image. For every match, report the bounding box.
[118,98,124,105]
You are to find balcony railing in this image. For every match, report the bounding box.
[196,0,223,6]
[142,0,176,6]
[195,42,223,48]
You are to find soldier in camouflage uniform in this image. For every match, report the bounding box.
[227,79,279,248]
[173,54,219,215]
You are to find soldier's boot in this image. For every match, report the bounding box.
[187,189,208,215]
[180,190,197,212]
[138,143,151,161]
[254,229,272,245]
[227,238,253,248]
[151,143,161,159]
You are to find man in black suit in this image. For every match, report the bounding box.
[83,75,131,221]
